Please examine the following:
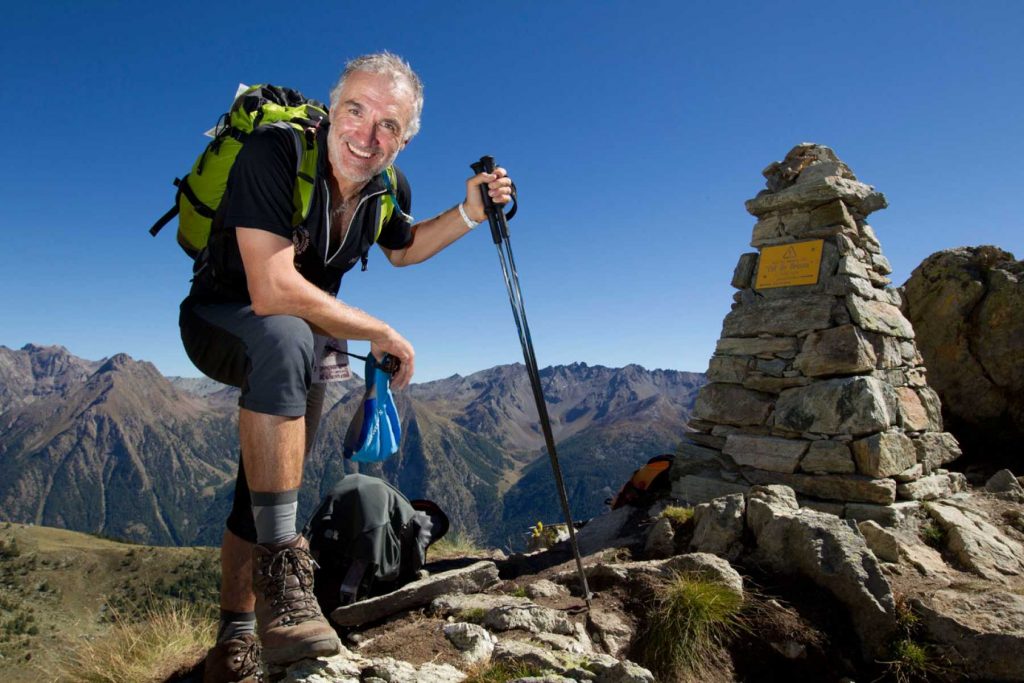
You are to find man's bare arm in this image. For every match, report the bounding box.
[382,166,514,267]
[237,227,415,387]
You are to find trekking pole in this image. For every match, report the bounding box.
[471,155,593,610]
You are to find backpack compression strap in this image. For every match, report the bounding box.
[360,166,409,271]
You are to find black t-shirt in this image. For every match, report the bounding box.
[192,123,413,302]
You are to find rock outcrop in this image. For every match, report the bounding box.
[746,485,897,658]
[902,246,1024,471]
[679,143,963,521]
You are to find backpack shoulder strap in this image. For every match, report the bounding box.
[263,121,320,227]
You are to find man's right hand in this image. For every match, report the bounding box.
[371,326,415,390]
[238,227,416,389]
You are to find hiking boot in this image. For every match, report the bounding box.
[252,535,341,666]
[202,633,264,683]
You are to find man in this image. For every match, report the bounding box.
[179,52,513,682]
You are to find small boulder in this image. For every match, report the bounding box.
[483,604,576,635]
[857,520,900,563]
[643,516,675,559]
[491,640,570,672]
[587,608,635,658]
[416,663,468,683]
[985,469,1024,498]
[443,622,495,664]
[664,552,744,601]
[912,588,1024,681]
[575,506,640,555]
[925,501,1024,581]
[594,660,657,683]
[691,493,746,561]
[746,485,799,537]
[751,492,896,658]
[524,579,570,600]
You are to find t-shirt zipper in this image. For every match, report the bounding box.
[324,177,386,265]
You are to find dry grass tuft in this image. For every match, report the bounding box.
[51,602,215,683]
[429,531,485,560]
[660,505,695,526]
[877,594,953,683]
[635,571,745,681]
[462,661,546,683]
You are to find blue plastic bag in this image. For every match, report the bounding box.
[343,353,402,462]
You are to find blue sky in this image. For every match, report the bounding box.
[2,1,1021,382]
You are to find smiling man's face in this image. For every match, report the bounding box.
[327,70,414,192]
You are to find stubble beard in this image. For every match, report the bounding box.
[328,134,399,188]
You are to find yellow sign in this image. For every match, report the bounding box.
[755,239,824,289]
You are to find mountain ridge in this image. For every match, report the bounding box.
[0,344,704,547]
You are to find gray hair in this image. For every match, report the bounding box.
[329,52,424,141]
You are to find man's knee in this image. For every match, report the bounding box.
[241,315,315,417]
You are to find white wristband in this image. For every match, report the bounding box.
[458,202,480,230]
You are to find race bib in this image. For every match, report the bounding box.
[313,336,352,384]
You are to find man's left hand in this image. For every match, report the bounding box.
[464,166,514,223]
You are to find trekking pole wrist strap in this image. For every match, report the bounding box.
[457,202,480,229]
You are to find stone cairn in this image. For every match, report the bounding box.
[676,143,964,524]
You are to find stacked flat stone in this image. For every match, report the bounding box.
[676,143,964,524]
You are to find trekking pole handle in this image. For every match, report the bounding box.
[471,155,510,245]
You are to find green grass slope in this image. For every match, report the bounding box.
[0,522,218,682]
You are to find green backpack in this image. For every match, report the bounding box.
[149,84,401,259]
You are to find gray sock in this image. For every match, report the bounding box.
[251,489,300,545]
[217,609,256,643]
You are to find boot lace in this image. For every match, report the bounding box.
[225,637,264,682]
[264,546,323,625]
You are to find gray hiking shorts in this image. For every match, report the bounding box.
[179,296,316,417]
[179,295,326,543]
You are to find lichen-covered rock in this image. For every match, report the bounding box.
[524,579,571,600]
[431,592,531,617]
[286,652,364,683]
[774,377,896,436]
[857,520,900,562]
[444,622,496,664]
[851,430,917,478]
[723,434,809,473]
[912,589,1024,681]
[587,608,635,658]
[672,475,749,506]
[643,516,675,559]
[744,469,897,505]
[746,484,800,536]
[896,472,967,501]
[902,246,1024,466]
[800,440,856,474]
[361,658,420,683]
[691,493,746,560]
[663,552,744,600]
[332,561,500,627]
[692,382,774,427]
[750,488,897,658]
[415,663,469,683]
[911,432,962,473]
[722,294,836,337]
[794,324,877,377]
[483,603,576,636]
[715,336,800,356]
[846,296,915,339]
[985,469,1024,497]
[491,639,571,672]
[925,501,1024,581]
[593,660,657,683]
